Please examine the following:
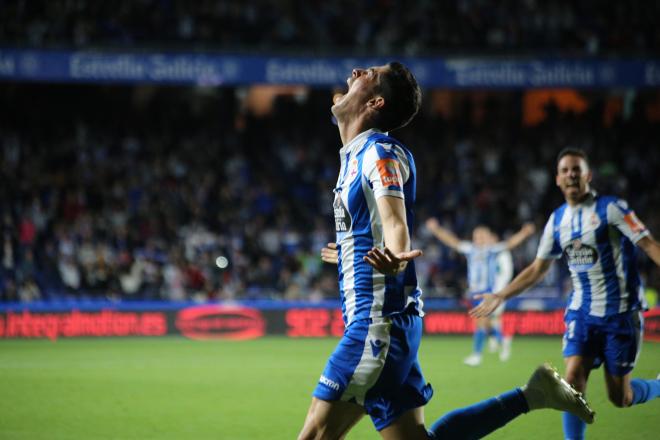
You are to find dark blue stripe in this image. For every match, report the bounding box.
[486,251,497,292]
[622,235,643,312]
[337,244,346,323]
[373,141,399,160]
[595,197,623,316]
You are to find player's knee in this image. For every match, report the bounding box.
[606,389,631,408]
[564,372,586,392]
[297,421,338,440]
[297,425,320,440]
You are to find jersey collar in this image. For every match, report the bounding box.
[339,128,387,155]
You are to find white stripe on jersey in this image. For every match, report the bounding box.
[362,174,386,318]
[494,250,513,292]
[341,237,357,324]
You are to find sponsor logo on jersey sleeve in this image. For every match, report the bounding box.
[376,158,402,188]
[623,212,646,234]
[319,375,341,391]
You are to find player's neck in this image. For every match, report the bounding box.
[565,189,591,206]
[337,115,374,146]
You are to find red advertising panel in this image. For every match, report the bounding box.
[0,306,658,341]
[285,309,344,337]
[0,310,167,341]
[644,308,660,342]
[175,305,266,340]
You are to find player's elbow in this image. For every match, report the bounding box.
[527,260,550,283]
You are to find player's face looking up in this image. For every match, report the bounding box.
[556,154,592,204]
[331,65,388,123]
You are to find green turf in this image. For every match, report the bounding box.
[0,336,658,439]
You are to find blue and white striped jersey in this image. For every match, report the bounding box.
[537,192,649,317]
[494,250,514,292]
[333,129,423,326]
[456,242,509,294]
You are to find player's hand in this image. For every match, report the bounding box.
[363,246,423,276]
[469,293,504,317]
[522,222,536,235]
[425,217,440,232]
[321,243,339,265]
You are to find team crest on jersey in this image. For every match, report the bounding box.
[565,239,599,272]
[376,159,402,187]
[589,213,601,228]
[345,158,359,184]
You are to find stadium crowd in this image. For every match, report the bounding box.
[1,0,659,55]
[1,81,659,304]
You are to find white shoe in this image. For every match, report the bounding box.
[523,363,595,424]
[499,336,512,361]
[463,353,482,367]
[488,337,499,353]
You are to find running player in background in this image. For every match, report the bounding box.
[425,219,535,366]
[471,147,660,440]
[298,62,593,440]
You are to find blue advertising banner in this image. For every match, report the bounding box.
[1,48,659,88]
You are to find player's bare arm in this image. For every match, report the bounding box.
[470,258,552,317]
[321,242,339,265]
[504,222,536,250]
[364,195,422,276]
[637,235,660,267]
[424,217,461,250]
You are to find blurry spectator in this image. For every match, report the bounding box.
[18,278,41,302]
[1,0,659,55]
[58,256,81,293]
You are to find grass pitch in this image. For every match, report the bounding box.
[1,336,658,439]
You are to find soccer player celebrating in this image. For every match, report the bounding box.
[471,148,660,439]
[298,63,594,440]
[425,220,536,366]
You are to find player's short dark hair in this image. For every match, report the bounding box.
[557,147,589,166]
[374,62,421,132]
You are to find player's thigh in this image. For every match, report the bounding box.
[298,397,365,440]
[476,316,489,329]
[564,355,594,392]
[379,406,429,440]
